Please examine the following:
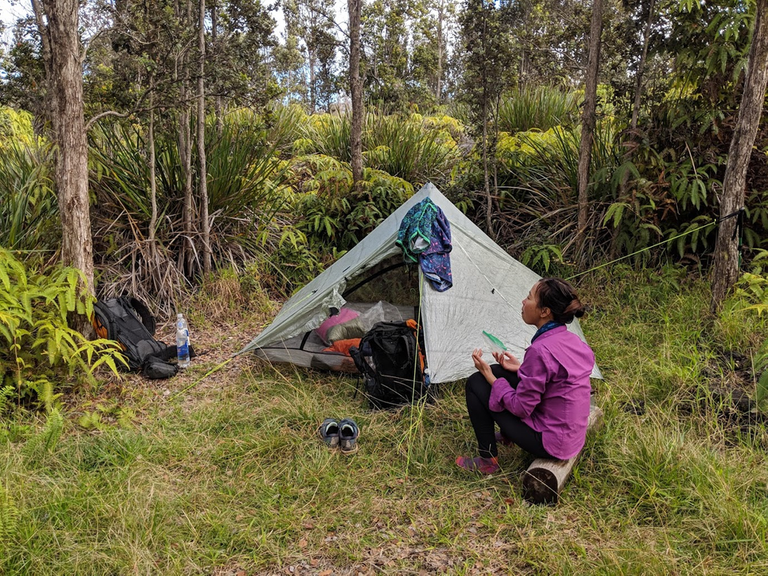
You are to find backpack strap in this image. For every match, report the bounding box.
[123,296,156,336]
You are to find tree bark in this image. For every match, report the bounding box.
[629,0,654,135]
[36,0,95,301]
[198,0,211,274]
[348,0,364,190]
[435,0,445,103]
[177,0,195,276]
[711,0,768,310]
[576,0,604,253]
[148,79,158,254]
[211,1,223,138]
[31,0,55,128]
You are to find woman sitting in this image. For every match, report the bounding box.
[456,278,595,474]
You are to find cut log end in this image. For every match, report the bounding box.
[522,467,559,504]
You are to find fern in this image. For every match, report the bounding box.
[0,484,19,550]
[22,408,64,463]
[0,249,123,407]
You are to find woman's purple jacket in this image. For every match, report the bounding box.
[489,325,595,460]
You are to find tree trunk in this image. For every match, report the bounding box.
[348,0,364,190]
[436,0,444,103]
[482,93,492,236]
[198,0,211,274]
[576,0,604,253]
[211,1,223,138]
[148,80,158,252]
[309,49,317,114]
[611,0,655,258]
[629,0,654,135]
[36,0,94,304]
[711,0,768,310]
[177,0,195,276]
[31,0,55,128]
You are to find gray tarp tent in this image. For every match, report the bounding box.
[239,183,602,383]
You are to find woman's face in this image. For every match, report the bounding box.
[521,282,547,327]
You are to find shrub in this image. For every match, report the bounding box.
[0,249,123,411]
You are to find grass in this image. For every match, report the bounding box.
[2,267,768,574]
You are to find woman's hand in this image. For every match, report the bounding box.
[471,348,495,385]
[493,350,521,372]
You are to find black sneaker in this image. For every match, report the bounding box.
[318,418,340,448]
[338,418,360,454]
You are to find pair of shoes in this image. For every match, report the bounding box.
[317,418,360,454]
[455,455,500,474]
[495,431,514,447]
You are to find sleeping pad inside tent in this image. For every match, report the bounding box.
[238,183,602,384]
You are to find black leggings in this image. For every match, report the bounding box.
[465,364,553,459]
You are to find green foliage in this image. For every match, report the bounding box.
[0,249,123,409]
[0,107,37,150]
[733,271,768,316]
[303,112,352,161]
[520,243,563,274]
[77,401,136,431]
[0,484,19,550]
[725,269,768,411]
[364,113,458,187]
[89,112,287,309]
[22,409,64,461]
[497,86,581,134]
[290,153,413,251]
[0,137,57,253]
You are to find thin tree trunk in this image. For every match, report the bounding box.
[309,50,317,113]
[611,0,655,258]
[148,80,158,252]
[31,0,56,128]
[436,0,444,103]
[198,0,211,274]
[482,93,492,236]
[576,0,604,253]
[211,1,223,137]
[348,0,364,190]
[711,0,768,310]
[629,0,654,134]
[176,0,195,275]
[38,0,94,304]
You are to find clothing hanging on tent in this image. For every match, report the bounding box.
[396,198,453,292]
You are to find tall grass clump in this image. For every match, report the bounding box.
[364,113,459,187]
[497,85,581,134]
[0,108,57,253]
[89,112,286,310]
[303,111,352,161]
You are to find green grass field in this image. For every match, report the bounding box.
[1,267,767,575]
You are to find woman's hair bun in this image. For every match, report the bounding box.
[537,278,586,324]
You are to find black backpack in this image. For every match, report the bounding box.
[91,296,191,379]
[350,321,428,410]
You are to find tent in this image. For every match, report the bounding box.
[239,183,602,383]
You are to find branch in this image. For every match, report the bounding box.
[80,28,106,64]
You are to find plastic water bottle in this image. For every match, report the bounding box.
[176,313,190,368]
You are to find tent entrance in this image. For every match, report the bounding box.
[342,255,421,307]
[253,255,423,372]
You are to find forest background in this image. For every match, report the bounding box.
[2,0,768,308]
